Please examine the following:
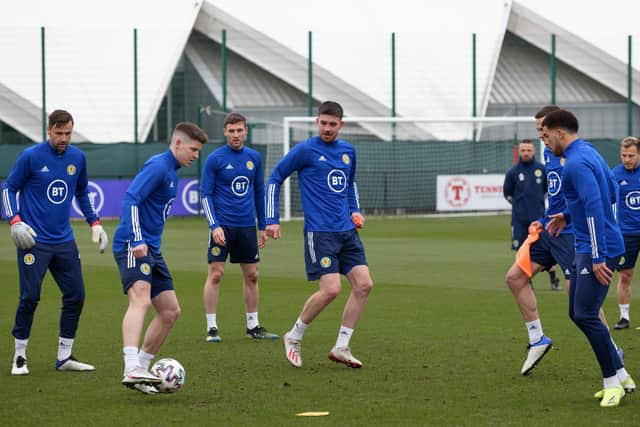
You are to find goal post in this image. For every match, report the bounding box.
[279,115,536,221]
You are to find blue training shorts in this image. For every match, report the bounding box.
[208,225,259,264]
[303,229,368,281]
[113,246,174,298]
[619,234,640,270]
[529,230,574,279]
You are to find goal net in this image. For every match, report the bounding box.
[264,116,536,220]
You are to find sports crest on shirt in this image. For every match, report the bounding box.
[342,154,350,165]
[246,161,254,170]
[67,164,76,175]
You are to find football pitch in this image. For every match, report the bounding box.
[1,215,638,426]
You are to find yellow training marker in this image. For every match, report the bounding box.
[296,412,330,417]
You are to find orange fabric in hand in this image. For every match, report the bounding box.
[515,224,542,278]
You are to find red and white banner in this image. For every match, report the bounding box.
[436,174,510,211]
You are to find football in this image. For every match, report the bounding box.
[150,358,186,393]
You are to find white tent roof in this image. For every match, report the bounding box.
[0,0,202,142]
[208,0,510,139]
[509,1,640,106]
[1,0,639,142]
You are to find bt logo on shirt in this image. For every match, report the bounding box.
[47,179,69,204]
[548,171,562,196]
[625,191,640,210]
[327,169,347,193]
[231,176,250,196]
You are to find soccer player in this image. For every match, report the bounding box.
[200,112,278,342]
[2,109,108,375]
[543,109,635,407]
[507,106,622,376]
[503,139,561,291]
[505,105,573,375]
[266,101,373,369]
[611,136,640,330]
[113,122,206,394]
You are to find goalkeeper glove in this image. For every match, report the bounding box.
[91,222,109,253]
[10,219,37,250]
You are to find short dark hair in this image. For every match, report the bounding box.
[519,139,534,145]
[534,105,560,119]
[318,101,343,119]
[223,112,247,128]
[174,122,208,144]
[48,109,74,128]
[541,109,579,133]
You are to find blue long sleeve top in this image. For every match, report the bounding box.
[2,141,98,243]
[562,139,624,263]
[266,136,360,232]
[612,163,640,236]
[112,150,179,253]
[200,144,265,230]
[538,146,572,234]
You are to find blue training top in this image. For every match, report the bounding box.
[266,135,360,232]
[200,144,265,230]
[562,138,624,263]
[112,150,179,253]
[2,141,98,243]
[539,146,573,234]
[612,163,640,236]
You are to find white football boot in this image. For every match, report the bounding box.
[122,366,162,387]
[521,336,553,375]
[328,346,363,368]
[283,332,302,368]
[55,355,95,371]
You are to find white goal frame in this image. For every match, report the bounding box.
[281,116,536,221]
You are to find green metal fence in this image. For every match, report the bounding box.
[0,28,638,145]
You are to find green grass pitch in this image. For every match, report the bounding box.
[0,215,638,426]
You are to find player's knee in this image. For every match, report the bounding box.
[505,267,525,290]
[619,270,633,285]
[64,290,85,306]
[207,269,224,285]
[354,279,373,297]
[323,284,342,300]
[570,310,595,326]
[19,298,39,314]
[162,305,181,325]
[245,270,259,285]
[66,299,84,316]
